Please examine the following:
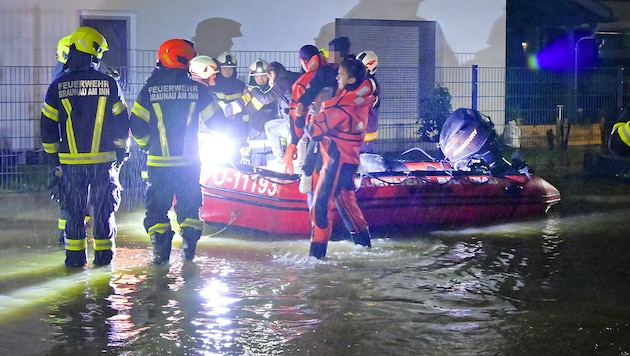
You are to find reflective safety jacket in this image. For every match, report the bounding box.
[130,67,219,167]
[609,120,630,157]
[306,78,377,165]
[40,62,129,165]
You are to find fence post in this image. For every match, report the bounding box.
[471,65,478,110]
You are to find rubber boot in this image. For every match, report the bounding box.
[65,249,87,267]
[309,242,328,260]
[93,250,113,266]
[151,231,174,265]
[351,229,372,247]
[182,234,201,260]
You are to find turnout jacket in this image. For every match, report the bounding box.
[41,61,129,165]
[130,67,219,167]
[306,78,377,165]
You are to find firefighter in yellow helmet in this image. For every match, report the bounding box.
[40,26,129,267]
[609,110,630,157]
[52,34,72,79]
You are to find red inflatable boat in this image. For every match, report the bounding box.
[199,160,560,235]
[199,108,561,235]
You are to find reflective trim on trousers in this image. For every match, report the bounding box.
[65,238,87,251]
[93,238,113,251]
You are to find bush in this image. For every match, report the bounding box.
[416,85,452,142]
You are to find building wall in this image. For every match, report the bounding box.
[0,0,505,67]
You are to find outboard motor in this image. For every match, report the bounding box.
[439,108,512,175]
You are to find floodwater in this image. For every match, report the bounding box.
[1,167,630,355]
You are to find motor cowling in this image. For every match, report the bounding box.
[439,108,511,174]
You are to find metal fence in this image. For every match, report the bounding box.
[1,49,627,191]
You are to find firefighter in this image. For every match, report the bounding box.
[304,57,376,259]
[356,50,380,153]
[211,52,247,162]
[40,26,129,267]
[52,34,71,79]
[609,111,630,157]
[130,39,221,264]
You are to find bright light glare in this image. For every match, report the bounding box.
[0,268,111,321]
[198,131,235,166]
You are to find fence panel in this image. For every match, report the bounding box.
[0,53,626,190]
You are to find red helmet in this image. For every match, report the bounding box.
[157,39,196,69]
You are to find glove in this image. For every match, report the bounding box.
[114,148,129,169]
[282,143,297,174]
[48,166,63,202]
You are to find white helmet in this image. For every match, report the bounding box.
[189,55,219,79]
[216,52,237,68]
[357,50,378,75]
[249,58,269,76]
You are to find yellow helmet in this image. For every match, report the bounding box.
[56,35,72,64]
[70,26,108,59]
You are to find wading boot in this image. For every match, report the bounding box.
[309,242,328,260]
[351,229,372,248]
[93,250,113,266]
[65,249,87,267]
[182,234,201,260]
[151,231,174,265]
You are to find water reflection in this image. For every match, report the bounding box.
[1,181,630,354]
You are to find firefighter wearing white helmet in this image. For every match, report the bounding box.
[189,55,219,86]
[357,50,378,75]
[189,55,252,122]
[356,50,380,151]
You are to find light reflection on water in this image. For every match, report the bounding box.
[1,177,630,355]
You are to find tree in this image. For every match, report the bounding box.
[416,85,452,142]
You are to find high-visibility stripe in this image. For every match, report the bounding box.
[152,103,170,157]
[364,131,378,142]
[58,218,66,230]
[65,238,87,251]
[93,238,113,251]
[215,92,241,101]
[92,96,107,154]
[251,97,265,111]
[112,100,127,115]
[618,122,630,146]
[43,142,59,154]
[201,102,218,123]
[42,102,59,122]
[61,98,78,155]
[114,138,126,149]
[183,103,196,157]
[147,155,191,167]
[59,151,116,164]
[132,102,151,123]
[148,223,171,237]
[180,218,204,231]
[134,134,150,147]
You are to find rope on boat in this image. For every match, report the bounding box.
[204,210,238,237]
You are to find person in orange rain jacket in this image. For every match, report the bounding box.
[304,56,377,259]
